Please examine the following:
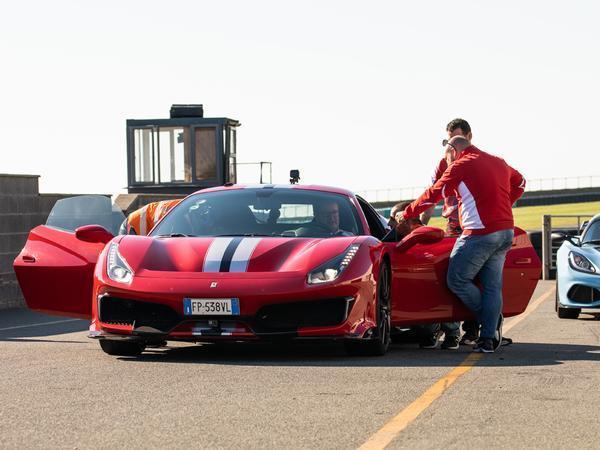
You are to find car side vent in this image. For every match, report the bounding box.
[99,296,182,332]
[253,297,353,333]
[567,285,600,303]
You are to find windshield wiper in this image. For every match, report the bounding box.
[156,233,195,238]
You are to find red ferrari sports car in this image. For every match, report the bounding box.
[14,185,541,356]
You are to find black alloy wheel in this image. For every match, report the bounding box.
[345,262,391,356]
[99,339,146,356]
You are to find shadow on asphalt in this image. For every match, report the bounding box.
[119,340,600,368]
[0,323,89,342]
[1,338,88,344]
[0,308,88,341]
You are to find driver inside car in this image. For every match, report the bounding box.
[295,200,353,237]
[184,202,258,236]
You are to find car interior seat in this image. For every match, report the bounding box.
[212,205,258,235]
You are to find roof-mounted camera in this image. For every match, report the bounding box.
[290,170,300,185]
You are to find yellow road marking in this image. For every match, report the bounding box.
[358,286,555,450]
[357,353,482,450]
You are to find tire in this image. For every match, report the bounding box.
[99,340,146,356]
[345,262,391,356]
[555,281,580,319]
[557,306,580,319]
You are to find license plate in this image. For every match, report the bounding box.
[183,298,240,316]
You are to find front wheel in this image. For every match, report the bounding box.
[345,262,391,356]
[99,340,146,356]
[555,281,580,319]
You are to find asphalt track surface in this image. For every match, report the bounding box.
[1,280,599,449]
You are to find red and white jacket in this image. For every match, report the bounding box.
[403,146,525,235]
[432,157,460,230]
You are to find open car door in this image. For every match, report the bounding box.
[385,227,459,324]
[498,227,541,316]
[386,226,541,325]
[13,196,124,319]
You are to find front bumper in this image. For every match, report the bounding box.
[89,274,376,342]
[557,270,600,309]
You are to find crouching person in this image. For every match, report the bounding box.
[388,202,460,350]
[119,199,182,236]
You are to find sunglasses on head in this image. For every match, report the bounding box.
[443,139,458,151]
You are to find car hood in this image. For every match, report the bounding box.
[577,243,600,258]
[115,235,361,276]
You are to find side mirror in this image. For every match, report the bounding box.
[75,225,114,244]
[565,235,581,246]
[396,226,445,252]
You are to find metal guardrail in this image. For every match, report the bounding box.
[541,214,593,280]
[355,186,431,203]
[357,175,600,203]
[527,175,600,192]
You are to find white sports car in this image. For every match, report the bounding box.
[556,214,600,318]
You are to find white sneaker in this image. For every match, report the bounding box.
[492,314,503,351]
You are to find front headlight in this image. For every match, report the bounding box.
[307,244,360,285]
[107,242,134,284]
[568,251,598,274]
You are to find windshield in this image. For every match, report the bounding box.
[46,195,125,236]
[151,188,363,238]
[581,219,600,244]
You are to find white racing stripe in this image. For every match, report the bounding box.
[229,238,262,272]
[203,238,234,272]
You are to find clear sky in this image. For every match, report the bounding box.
[1,1,599,197]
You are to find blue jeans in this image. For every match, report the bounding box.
[415,322,460,338]
[446,229,514,339]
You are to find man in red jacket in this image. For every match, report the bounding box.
[396,136,525,353]
[420,118,474,347]
[420,118,471,235]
